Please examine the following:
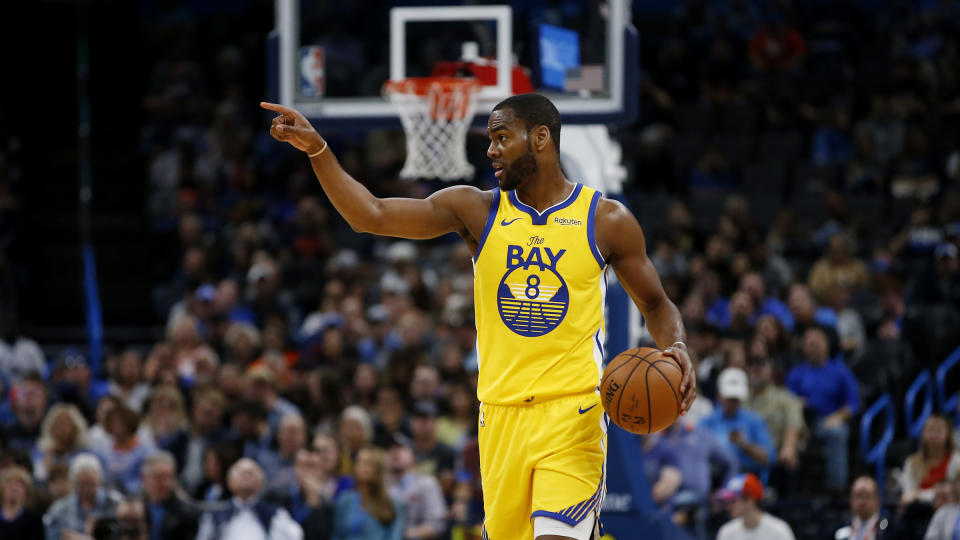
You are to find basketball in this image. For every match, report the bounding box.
[600,347,683,434]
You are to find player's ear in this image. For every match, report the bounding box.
[532,125,551,152]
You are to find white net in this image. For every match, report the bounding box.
[384,77,479,181]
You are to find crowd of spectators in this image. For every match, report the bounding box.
[1,1,960,540]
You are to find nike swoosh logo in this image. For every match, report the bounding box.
[578,404,598,414]
[500,217,521,226]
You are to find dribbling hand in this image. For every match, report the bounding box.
[663,345,697,415]
[260,102,326,155]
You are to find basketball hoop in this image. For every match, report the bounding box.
[383,77,480,181]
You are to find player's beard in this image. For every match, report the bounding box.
[498,151,538,191]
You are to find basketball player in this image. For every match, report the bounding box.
[261,94,696,540]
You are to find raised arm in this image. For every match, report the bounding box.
[595,198,696,413]
[261,102,488,240]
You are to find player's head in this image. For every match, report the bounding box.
[487,94,562,191]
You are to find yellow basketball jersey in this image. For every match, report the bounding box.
[473,183,607,405]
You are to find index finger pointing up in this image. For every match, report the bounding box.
[260,101,294,115]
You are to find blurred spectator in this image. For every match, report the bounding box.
[901,415,960,506]
[196,457,303,540]
[231,399,272,461]
[808,234,869,304]
[746,356,804,496]
[690,148,737,191]
[435,384,476,452]
[409,365,439,403]
[909,242,960,305]
[373,386,410,449]
[649,419,739,509]
[141,450,199,540]
[833,476,895,540]
[752,315,792,375]
[846,129,884,190]
[854,96,904,166]
[164,387,229,493]
[195,442,242,502]
[269,431,354,536]
[339,406,373,474]
[786,327,859,489]
[247,365,301,441]
[787,284,839,354]
[217,363,247,404]
[923,475,960,540]
[828,285,867,357]
[264,413,308,490]
[716,473,795,540]
[6,374,49,452]
[49,351,94,417]
[0,325,44,384]
[738,272,794,331]
[348,364,379,411]
[34,404,89,482]
[311,432,354,502]
[331,447,403,540]
[699,368,775,479]
[225,322,262,366]
[811,107,854,166]
[271,447,340,539]
[111,497,149,540]
[43,453,123,540]
[138,385,188,449]
[87,395,121,454]
[109,349,150,413]
[639,434,683,511]
[408,401,456,497]
[0,466,44,537]
[387,440,446,540]
[46,463,72,505]
[97,403,153,494]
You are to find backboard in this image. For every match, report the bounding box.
[267,0,638,128]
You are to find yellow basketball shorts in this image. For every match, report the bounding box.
[478,391,608,540]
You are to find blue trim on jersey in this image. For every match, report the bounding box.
[473,189,501,263]
[531,510,580,527]
[508,183,583,225]
[586,190,604,269]
[531,474,604,526]
[594,328,604,358]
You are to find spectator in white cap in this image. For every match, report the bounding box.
[698,367,776,479]
[716,473,795,540]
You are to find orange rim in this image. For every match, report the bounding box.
[383,76,479,97]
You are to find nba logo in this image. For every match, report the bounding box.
[300,46,325,98]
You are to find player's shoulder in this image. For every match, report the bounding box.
[432,184,496,209]
[593,195,643,246]
[594,195,633,224]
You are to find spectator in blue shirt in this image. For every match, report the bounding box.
[699,368,776,480]
[332,447,403,540]
[786,327,859,489]
[739,272,794,331]
[645,419,740,537]
[639,433,683,512]
[653,420,740,504]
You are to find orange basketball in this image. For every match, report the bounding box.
[600,347,683,434]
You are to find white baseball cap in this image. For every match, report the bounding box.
[717,367,749,401]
